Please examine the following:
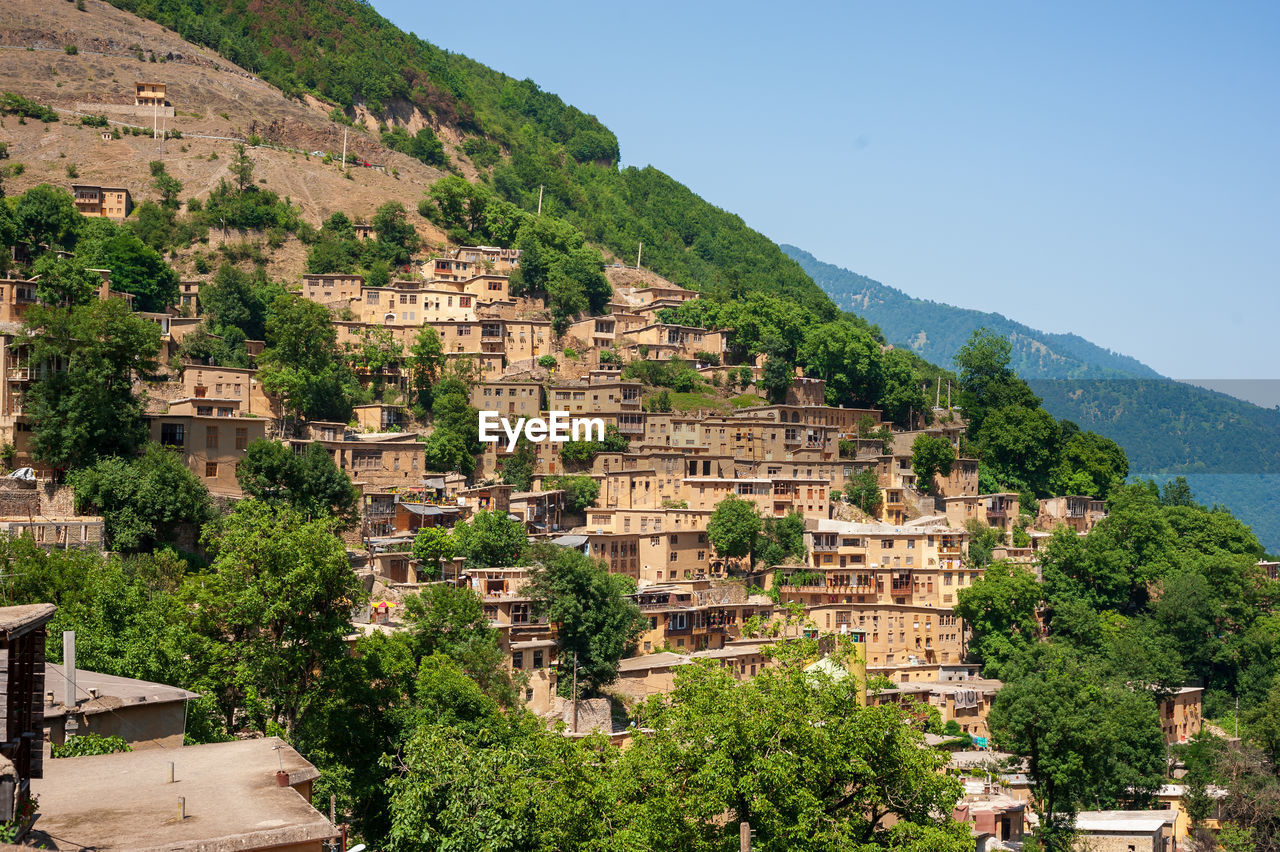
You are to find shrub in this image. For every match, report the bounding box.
[0,92,58,122]
[537,355,557,369]
[51,733,132,758]
[64,44,78,55]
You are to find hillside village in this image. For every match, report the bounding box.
[0,2,1278,852]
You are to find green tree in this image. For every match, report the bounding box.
[229,143,254,192]
[1243,678,1280,769]
[387,671,601,852]
[500,438,536,491]
[1052,431,1129,499]
[453,509,526,568]
[410,526,456,580]
[68,443,213,552]
[954,328,1040,431]
[401,583,516,705]
[372,201,419,265]
[149,159,183,209]
[78,229,181,311]
[189,501,366,734]
[236,439,360,524]
[759,351,793,404]
[988,646,1166,849]
[199,263,283,342]
[1160,476,1196,507]
[421,428,474,476]
[526,543,642,695]
[544,474,600,513]
[911,433,956,492]
[406,327,444,415]
[15,184,80,250]
[258,293,357,424]
[843,469,883,515]
[953,561,1042,677]
[30,252,103,306]
[979,405,1062,495]
[707,494,762,561]
[756,511,807,567]
[798,319,881,406]
[22,299,161,472]
[612,655,970,852]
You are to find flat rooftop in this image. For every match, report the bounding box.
[43,663,199,721]
[1075,810,1175,834]
[31,737,335,851]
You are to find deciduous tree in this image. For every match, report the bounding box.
[911,433,956,492]
[707,494,762,561]
[68,443,213,552]
[527,544,642,695]
[22,299,161,472]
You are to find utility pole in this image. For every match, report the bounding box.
[153,99,158,140]
[739,821,752,852]
[573,649,583,731]
[935,376,941,408]
[537,184,543,216]
[341,129,348,170]
[636,241,643,270]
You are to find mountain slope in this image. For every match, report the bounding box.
[102,0,835,318]
[785,245,1280,551]
[782,245,1161,380]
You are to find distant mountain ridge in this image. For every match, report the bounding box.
[782,245,1162,381]
[783,245,1280,552]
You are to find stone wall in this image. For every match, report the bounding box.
[0,480,39,517]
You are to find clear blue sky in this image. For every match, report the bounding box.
[375,0,1279,382]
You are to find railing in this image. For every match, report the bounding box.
[777,582,875,595]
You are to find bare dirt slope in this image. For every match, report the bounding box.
[0,0,455,255]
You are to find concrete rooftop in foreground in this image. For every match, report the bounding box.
[31,737,335,851]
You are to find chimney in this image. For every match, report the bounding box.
[63,630,76,707]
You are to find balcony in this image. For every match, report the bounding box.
[481,325,503,339]
[6,367,30,382]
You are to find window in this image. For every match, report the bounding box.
[205,426,219,449]
[160,423,185,446]
[196,406,213,417]
[205,462,218,477]
[235,427,248,450]
[512,652,524,670]
[533,649,544,669]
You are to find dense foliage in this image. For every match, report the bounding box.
[69,443,213,552]
[960,479,1280,846]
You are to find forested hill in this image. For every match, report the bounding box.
[784,245,1280,551]
[105,0,835,318]
[782,245,1160,380]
